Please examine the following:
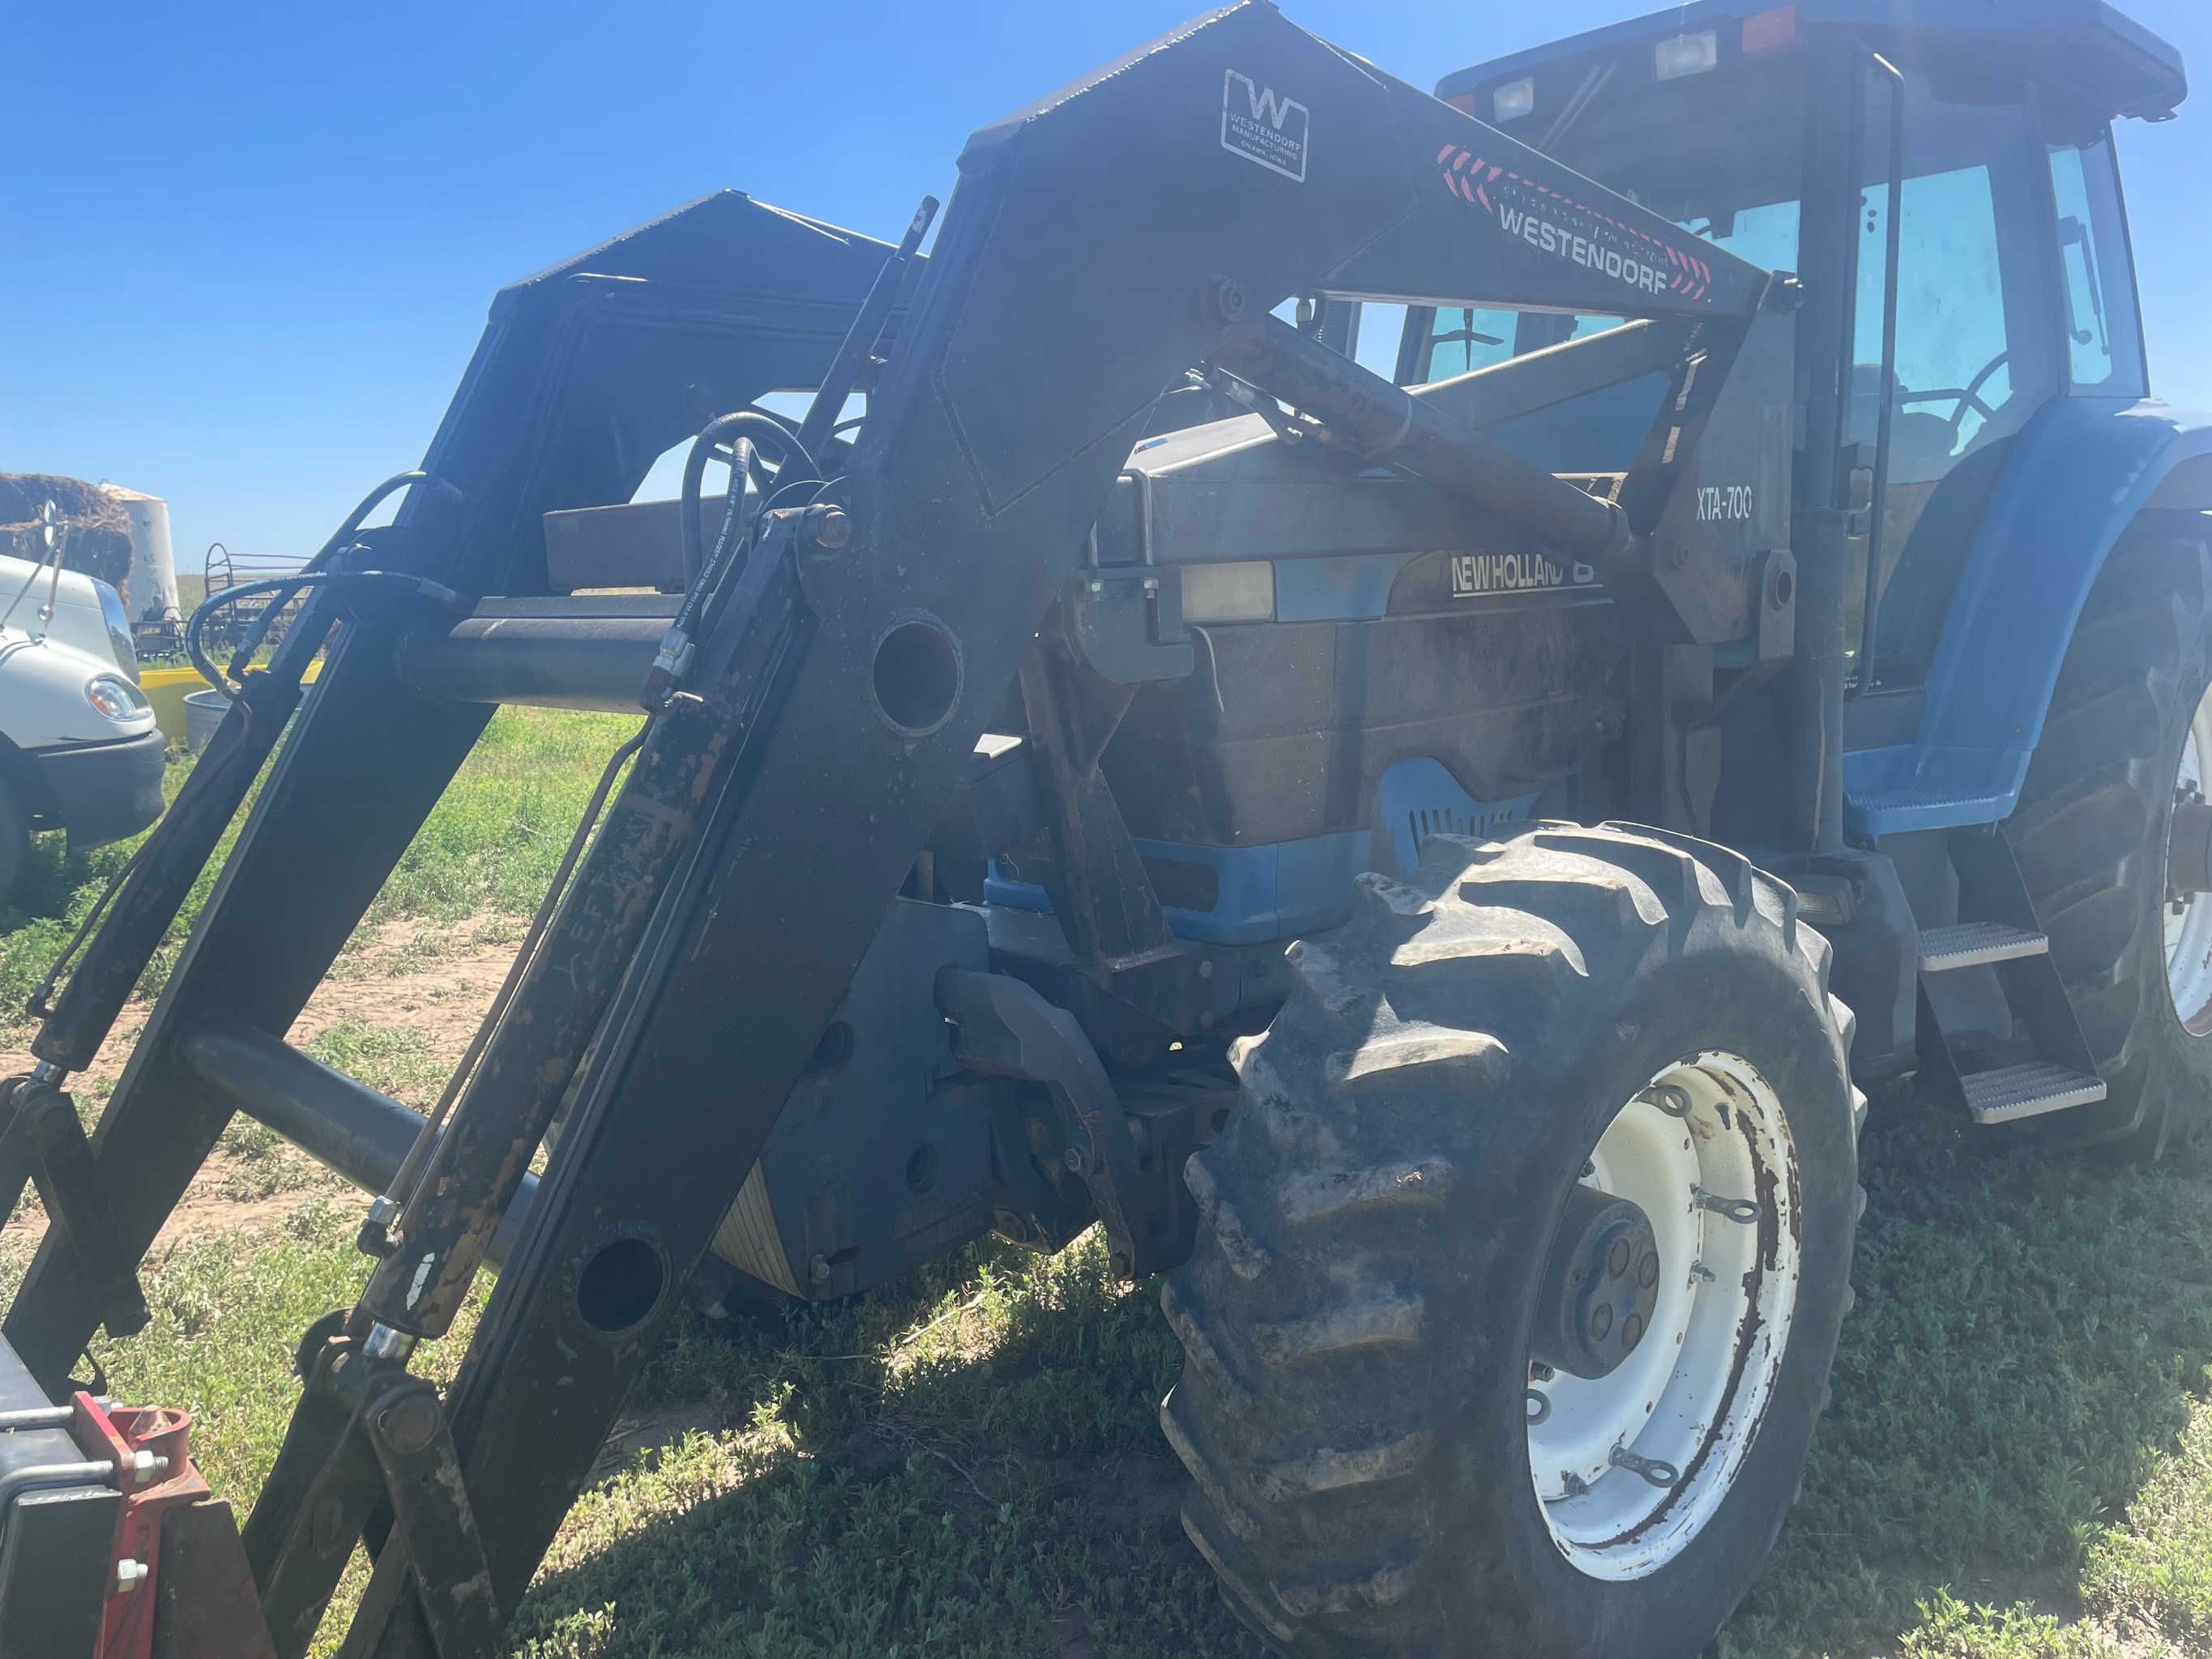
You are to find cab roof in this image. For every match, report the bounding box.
[1436,2,2187,125]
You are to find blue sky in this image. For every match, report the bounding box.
[3,1,2207,571]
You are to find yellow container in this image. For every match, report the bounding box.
[139,667,207,748]
[139,662,321,748]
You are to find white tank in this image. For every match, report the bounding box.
[104,487,180,622]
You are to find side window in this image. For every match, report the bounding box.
[1416,309,1625,385]
[2048,132,2147,397]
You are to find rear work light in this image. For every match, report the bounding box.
[1743,6,1803,53]
[1492,76,1535,122]
[1654,30,1719,81]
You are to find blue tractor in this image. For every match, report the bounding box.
[0,2,2201,1657]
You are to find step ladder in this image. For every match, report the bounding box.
[1913,838,2107,1128]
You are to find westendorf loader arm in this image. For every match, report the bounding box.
[2,6,1770,1654]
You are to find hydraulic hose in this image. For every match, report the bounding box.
[678,411,819,587]
[186,571,461,698]
[187,470,463,697]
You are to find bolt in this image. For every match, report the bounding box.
[1087,580,1105,596]
[805,505,852,550]
[1203,275,1246,326]
[115,1558,148,1593]
[809,1253,834,1286]
[1062,1144,1088,1175]
[376,1393,442,1456]
[1197,959,1214,979]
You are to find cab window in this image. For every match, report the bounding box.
[2047,129,2147,397]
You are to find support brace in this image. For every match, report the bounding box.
[0,1077,149,1341]
[243,1338,498,1659]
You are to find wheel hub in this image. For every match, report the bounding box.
[1525,1053,1800,1582]
[1531,1184,1662,1380]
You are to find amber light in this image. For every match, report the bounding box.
[1744,5,1803,53]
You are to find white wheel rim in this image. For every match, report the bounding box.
[2166,681,2212,1034]
[1526,1051,1801,1580]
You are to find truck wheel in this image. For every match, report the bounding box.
[2005,515,2212,1154]
[0,779,27,911]
[1160,823,1861,1658]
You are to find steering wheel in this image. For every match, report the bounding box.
[1896,351,2009,445]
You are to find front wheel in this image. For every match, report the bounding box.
[1160,822,1862,1657]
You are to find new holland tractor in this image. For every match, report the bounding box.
[0,2,2201,1655]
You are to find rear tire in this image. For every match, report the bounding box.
[1161,822,1860,1657]
[0,779,28,911]
[2005,514,2212,1154]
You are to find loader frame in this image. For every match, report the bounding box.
[1,6,1811,1653]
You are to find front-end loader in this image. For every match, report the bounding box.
[0,2,2202,1655]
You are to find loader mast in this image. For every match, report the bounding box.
[0,8,1791,1650]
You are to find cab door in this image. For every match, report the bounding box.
[1832,62,2069,704]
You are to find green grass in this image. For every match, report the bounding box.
[19,708,2212,1653]
[0,706,637,1042]
[70,1085,2212,1657]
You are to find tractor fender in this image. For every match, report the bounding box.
[1848,397,2212,840]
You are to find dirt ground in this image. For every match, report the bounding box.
[0,917,521,1256]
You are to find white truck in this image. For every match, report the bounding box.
[0,549,166,906]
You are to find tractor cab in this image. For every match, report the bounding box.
[1423,1,2181,716]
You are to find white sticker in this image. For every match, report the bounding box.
[405,1252,436,1310]
[1222,70,1309,182]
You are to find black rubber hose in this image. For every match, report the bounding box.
[678,411,821,586]
[187,470,462,696]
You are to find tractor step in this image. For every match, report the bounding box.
[1916,922,2049,973]
[1959,1061,2107,1125]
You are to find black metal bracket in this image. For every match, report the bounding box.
[0,1077,148,1341]
[936,967,1151,1279]
[244,1337,499,1659]
[1014,614,1181,972]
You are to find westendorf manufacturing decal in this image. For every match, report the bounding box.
[1437,144,1714,302]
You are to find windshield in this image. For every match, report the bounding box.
[1411,56,1804,386]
